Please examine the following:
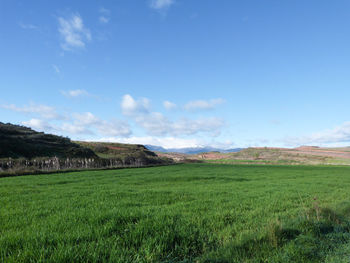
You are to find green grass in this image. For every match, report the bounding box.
[2,163,350,262]
[324,158,350,165]
[204,158,299,165]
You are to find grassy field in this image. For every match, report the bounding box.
[2,164,350,262]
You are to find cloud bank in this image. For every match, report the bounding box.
[121,94,225,137]
[3,93,229,149]
[285,121,350,146]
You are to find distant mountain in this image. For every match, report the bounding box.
[145,145,243,154]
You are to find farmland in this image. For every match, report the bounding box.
[2,163,350,262]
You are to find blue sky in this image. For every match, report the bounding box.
[1,0,350,148]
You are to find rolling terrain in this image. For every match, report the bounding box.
[158,146,350,165]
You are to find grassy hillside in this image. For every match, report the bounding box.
[0,122,96,159]
[76,141,158,159]
[160,146,350,165]
[2,164,350,262]
[76,141,171,167]
[204,147,331,165]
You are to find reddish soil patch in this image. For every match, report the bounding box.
[196,153,227,160]
[107,146,127,151]
[287,148,350,159]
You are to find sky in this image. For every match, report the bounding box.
[1,0,350,149]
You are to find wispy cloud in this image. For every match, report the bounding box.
[58,14,91,51]
[60,89,90,98]
[99,7,110,14]
[52,64,60,74]
[184,98,225,111]
[150,0,175,11]
[99,7,111,24]
[18,22,38,30]
[99,16,109,24]
[1,103,63,120]
[163,100,177,110]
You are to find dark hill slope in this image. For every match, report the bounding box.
[0,122,96,159]
[76,141,162,164]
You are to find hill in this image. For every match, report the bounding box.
[0,123,171,175]
[0,122,96,159]
[159,146,350,165]
[76,141,164,165]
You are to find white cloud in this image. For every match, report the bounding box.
[133,112,171,136]
[284,121,350,147]
[97,120,131,137]
[163,100,177,110]
[121,94,151,116]
[60,122,94,135]
[61,89,89,98]
[184,98,225,111]
[58,14,91,51]
[171,117,225,136]
[21,119,54,132]
[121,95,225,137]
[17,108,131,138]
[150,0,174,10]
[70,112,131,137]
[72,112,100,125]
[2,103,62,120]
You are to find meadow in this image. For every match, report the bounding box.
[1,163,350,262]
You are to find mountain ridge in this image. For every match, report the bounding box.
[145,145,243,154]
